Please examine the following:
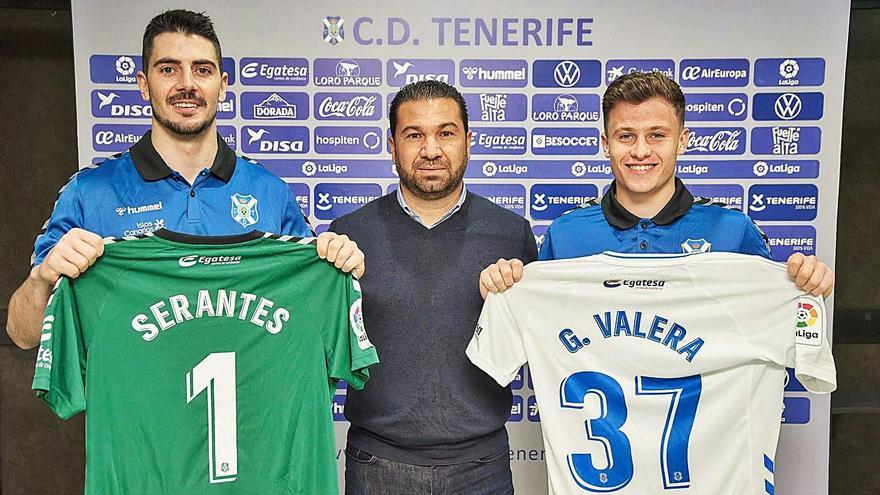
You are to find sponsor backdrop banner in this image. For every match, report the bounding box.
[72,1,848,493]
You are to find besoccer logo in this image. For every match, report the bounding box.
[115,56,136,76]
[797,302,819,328]
[323,16,345,45]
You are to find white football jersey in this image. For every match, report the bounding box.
[467,252,835,495]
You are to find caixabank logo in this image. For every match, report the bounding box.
[92,124,150,152]
[684,93,748,121]
[761,225,817,262]
[679,58,749,87]
[604,59,674,84]
[313,58,382,87]
[531,94,600,122]
[313,183,382,220]
[240,92,308,120]
[684,127,746,155]
[218,125,238,151]
[287,183,310,217]
[751,126,822,155]
[531,128,599,155]
[463,93,527,122]
[532,59,601,88]
[459,59,528,88]
[529,184,599,221]
[468,184,526,216]
[754,58,825,87]
[470,128,527,155]
[752,92,825,121]
[686,184,744,210]
[240,57,308,86]
[387,59,455,86]
[241,126,309,154]
[91,90,152,118]
[748,184,818,221]
[314,126,383,154]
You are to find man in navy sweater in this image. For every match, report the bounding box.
[330,81,537,494]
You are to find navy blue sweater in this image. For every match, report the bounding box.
[330,192,538,465]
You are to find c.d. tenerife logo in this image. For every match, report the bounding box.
[323,16,344,45]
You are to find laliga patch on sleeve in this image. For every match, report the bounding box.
[350,299,373,350]
[795,299,823,346]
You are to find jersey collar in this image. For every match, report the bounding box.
[601,177,694,229]
[130,130,237,183]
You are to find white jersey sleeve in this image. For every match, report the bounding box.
[466,292,527,387]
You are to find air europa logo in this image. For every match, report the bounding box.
[178,255,243,267]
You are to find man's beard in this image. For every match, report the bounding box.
[152,91,215,136]
[396,158,466,201]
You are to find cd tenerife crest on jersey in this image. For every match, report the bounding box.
[230,194,259,227]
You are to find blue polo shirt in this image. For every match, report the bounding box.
[33,131,312,265]
[539,178,770,261]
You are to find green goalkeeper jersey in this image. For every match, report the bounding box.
[33,229,379,494]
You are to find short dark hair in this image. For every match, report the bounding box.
[389,80,469,136]
[602,72,685,129]
[142,10,222,68]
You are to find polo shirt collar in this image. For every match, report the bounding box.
[130,130,236,183]
[601,177,694,229]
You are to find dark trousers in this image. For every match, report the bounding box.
[344,445,514,495]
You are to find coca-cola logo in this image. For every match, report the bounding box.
[318,95,378,118]
[686,129,742,152]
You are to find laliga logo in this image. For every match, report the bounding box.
[779,59,799,79]
[302,161,317,176]
[554,61,580,87]
[753,161,770,177]
[178,255,198,267]
[571,161,587,177]
[482,162,498,177]
[115,56,136,76]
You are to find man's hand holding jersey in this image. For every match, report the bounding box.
[31,228,105,285]
[479,253,835,300]
[316,232,365,278]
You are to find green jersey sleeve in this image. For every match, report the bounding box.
[324,277,378,390]
[33,278,87,420]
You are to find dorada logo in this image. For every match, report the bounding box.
[603,279,667,289]
[686,129,742,153]
[317,94,378,118]
[178,254,243,268]
[255,93,297,119]
[323,16,345,45]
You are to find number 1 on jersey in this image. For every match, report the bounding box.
[186,352,238,484]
